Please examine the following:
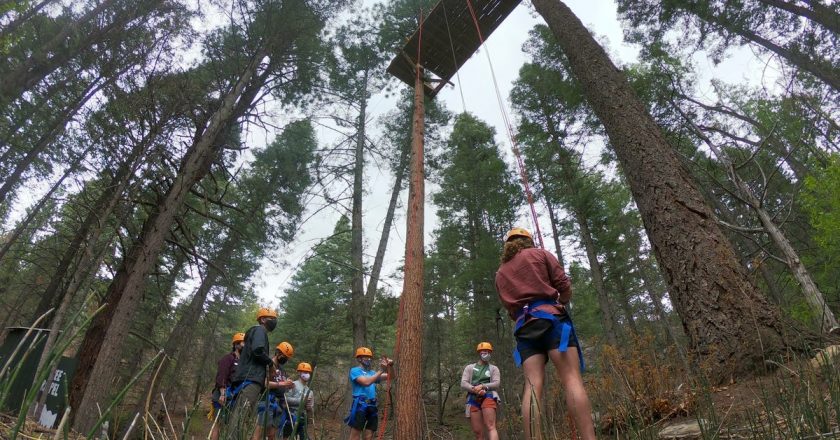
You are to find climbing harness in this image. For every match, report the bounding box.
[512,299,584,371]
[345,395,379,427]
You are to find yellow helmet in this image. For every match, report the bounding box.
[256,307,278,320]
[476,342,493,353]
[354,347,373,358]
[232,332,245,344]
[504,227,532,242]
[276,341,294,358]
[297,362,313,373]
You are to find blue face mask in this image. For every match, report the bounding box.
[360,358,372,369]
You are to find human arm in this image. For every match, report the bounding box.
[460,365,475,393]
[250,327,273,366]
[350,367,385,387]
[545,251,572,304]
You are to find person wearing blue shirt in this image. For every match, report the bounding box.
[345,347,391,440]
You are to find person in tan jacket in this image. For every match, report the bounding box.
[461,342,500,440]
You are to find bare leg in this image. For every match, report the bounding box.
[522,354,546,440]
[481,406,499,440]
[548,348,596,440]
[469,408,484,439]
[363,429,374,440]
[349,428,361,440]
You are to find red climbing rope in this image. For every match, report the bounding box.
[464,0,545,249]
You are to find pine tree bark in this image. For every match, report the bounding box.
[69,48,267,433]
[533,0,789,380]
[756,0,840,35]
[136,240,236,420]
[351,74,369,349]
[33,131,151,321]
[676,104,839,332]
[394,69,425,440]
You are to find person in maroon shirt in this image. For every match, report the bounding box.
[210,332,244,440]
[495,228,595,440]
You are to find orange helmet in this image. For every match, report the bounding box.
[276,341,294,358]
[256,307,278,320]
[476,342,493,353]
[297,362,313,373]
[504,227,532,242]
[355,347,373,358]
[232,332,245,344]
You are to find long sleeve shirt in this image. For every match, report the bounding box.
[232,324,272,385]
[214,352,238,390]
[495,248,571,320]
[286,379,314,412]
[460,363,500,399]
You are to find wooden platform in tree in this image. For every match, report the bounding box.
[386,0,522,97]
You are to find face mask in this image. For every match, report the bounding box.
[236,342,244,352]
[264,318,277,332]
[360,358,372,369]
[480,353,491,362]
[278,355,288,365]
[300,373,311,381]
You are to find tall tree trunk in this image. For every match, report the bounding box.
[394,69,425,440]
[677,104,839,332]
[632,251,681,347]
[612,269,639,337]
[535,166,566,266]
[33,132,150,321]
[0,77,104,206]
[136,240,236,420]
[756,0,840,35]
[0,148,88,262]
[682,2,840,91]
[533,0,789,381]
[576,214,620,346]
[351,74,369,349]
[364,137,410,317]
[69,48,267,433]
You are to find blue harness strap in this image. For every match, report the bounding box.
[466,392,497,409]
[257,393,281,415]
[344,396,378,426]
[278,407,296,428]
[225,380,254,407]
[512,300,584,371]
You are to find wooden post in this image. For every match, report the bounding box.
[394,64,425,440]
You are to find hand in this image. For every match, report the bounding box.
[219,394,226,405]
[471,385,483,394]
[478,389,486,396]
[380,356,393,370]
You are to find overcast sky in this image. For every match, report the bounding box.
[245,0,784,307]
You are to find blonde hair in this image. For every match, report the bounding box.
[501,236,535,263]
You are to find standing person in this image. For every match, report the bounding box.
[281,362,315,439]
[495,228,596,440]
[461,342,501,440]
[253,342,295,440]
[209,332,245,440]
[345,347,392,440]
[227,308,278,438]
